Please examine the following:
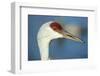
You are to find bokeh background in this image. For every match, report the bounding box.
[28,15,88,60]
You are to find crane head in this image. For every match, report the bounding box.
[50,22,83,43]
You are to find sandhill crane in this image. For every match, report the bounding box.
[37,21,83,60]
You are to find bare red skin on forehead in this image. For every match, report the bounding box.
[50,22,63,32]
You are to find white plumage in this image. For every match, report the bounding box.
[37,21,83,60]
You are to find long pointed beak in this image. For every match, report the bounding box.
[59,30,83,43]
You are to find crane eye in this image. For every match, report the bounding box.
[52,26,58,30]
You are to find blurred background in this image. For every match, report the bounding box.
[28,15,88,60]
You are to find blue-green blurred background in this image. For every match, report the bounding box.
[28,15,88,60]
